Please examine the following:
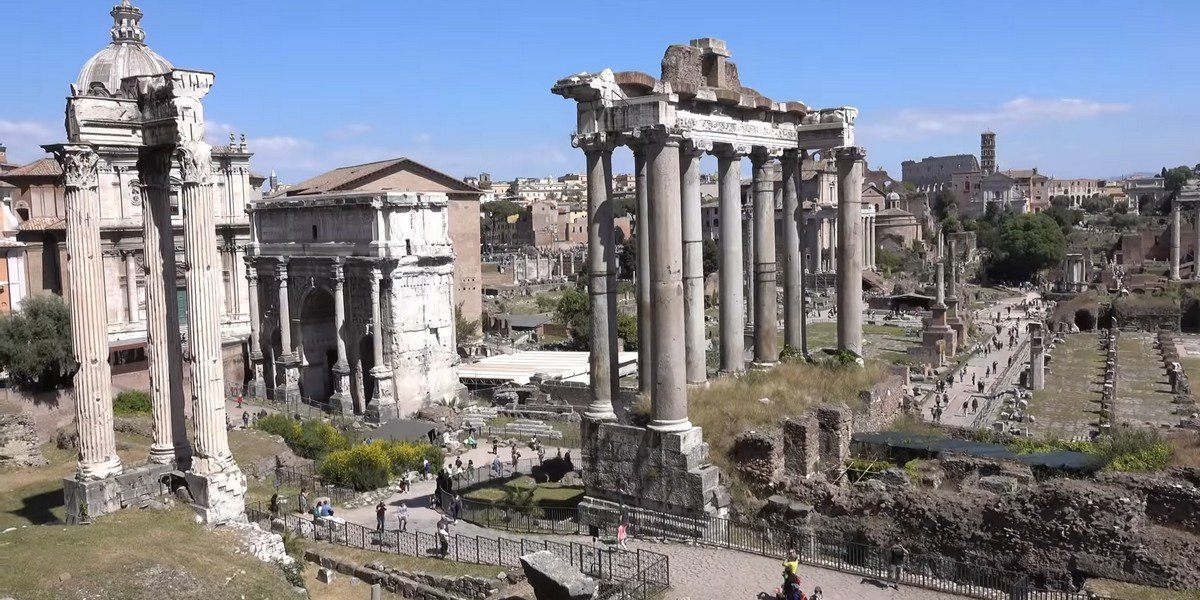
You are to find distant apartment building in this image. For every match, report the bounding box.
[901,154,980,190]
[494,198,627,250]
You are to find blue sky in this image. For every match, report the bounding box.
[2,0,1198,184]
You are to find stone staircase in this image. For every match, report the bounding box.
[461,405,499,431]
[485,418,563,441]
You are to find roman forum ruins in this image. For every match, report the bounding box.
[553,38,863,519]
[56,0,244,524]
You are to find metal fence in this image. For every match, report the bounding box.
[229,382,335,420]
[434,489,1127,600]
[243,463,357,506]
[246,503,669,599]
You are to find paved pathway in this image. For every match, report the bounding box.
[918,291,1043,429]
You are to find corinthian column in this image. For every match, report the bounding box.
[138,147,190,468]
[177,141,236,476]
[366,266,395,422]
[578,133,618,421]
[680,140,708,385]
[751,148,778,367]
[781,150,803,351]
[646,129,690,432]
[245,257,265,399]
[835,146,866,357]
[1170,202,1181,281]
[329,260,353,414]
[55,145,122,480]
[276,259,300,399]
[715,145,746,374]
[635,143,653,393]
[123,250,139,323]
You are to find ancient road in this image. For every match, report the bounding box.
[920,290,1043,430]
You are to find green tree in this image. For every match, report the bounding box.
[555,286,590,342]
[987,213,1066,282]
[617,313,638,350]
[702,239,720,276]
[940,215,962,233]
[1164,165,1194,195]
[876,247,903,276]
[1080,196,1113,214]
[613,196,636,218]
[618,237,637,280]
[455,303,480,346]
[1043,204,1083,235]
[0,295,74,392]
[480,200,524,248]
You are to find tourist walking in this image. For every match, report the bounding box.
[491,455,503,478]
[422,457,431,481]
[537,445,546,465]
[961,400,968,415]
[427,428,437,445]
[782,549,799,591]
[269,493,280,518]
[450,494,462,522]
[396,502,409,532]
[466,459,474,482]
[971,397,980,413]
[242,410,250,428]
[437,521,450,557]
[375,502,386,533]
[298,487,308,515]
[888,542,908,589]
[617,520,630,550]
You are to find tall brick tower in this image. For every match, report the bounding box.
[981,131,996,176]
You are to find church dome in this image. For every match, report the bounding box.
[75,0,172,97]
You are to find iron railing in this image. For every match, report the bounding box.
[246,502,668,598]
[243,463,356,506]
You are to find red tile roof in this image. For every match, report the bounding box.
[18,217,65,231]
[278,157,481,197]
[0,158,61,180]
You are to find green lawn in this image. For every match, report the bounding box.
[0,507,298,599]
[463,476,584,507]
[1030,333,1101,439]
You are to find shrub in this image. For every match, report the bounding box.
[290,420,348,460]
[319,442,392,491]
[255,413,300,441]
[385,441,426,475]
[112,390,152,415]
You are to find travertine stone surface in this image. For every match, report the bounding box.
[781,150,804,351]
[715,146,745,374]
[329,261,353,414]
[579,135,618,421]
[835,146,865,357]
[138,146,190,467]
[246,257,265,399]
[647,131,690,432]
[751,149,778,367]
[680,140,708,385]
[634,145,654,394]
[55,144,123,481]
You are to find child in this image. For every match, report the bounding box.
[617,521,629,550]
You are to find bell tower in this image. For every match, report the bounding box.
[981,131,996,176]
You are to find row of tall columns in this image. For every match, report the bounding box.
[635,147,654,395]
[178,141,236,476]
[781,150,804,352]
[716,149,745,374]
[139,147,189,467]
[583,141,619,421]
[835,147,866,357]
[1170,203,1181,281]
[510,254,575,283]
[751,150,779,367]
[863,216,876,270]
[58,145,123,480]
[645,132,690,432]
[680,143,707,385]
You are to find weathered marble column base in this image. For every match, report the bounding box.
[248,358,266,399]
[183,467,248,525]
[750,360,779,371]
[62,462,176,524]
[281,356,302,402]
[579,422,728,525]
[148,443,175,465]
[365,366,396,423]
[330,364,353,414]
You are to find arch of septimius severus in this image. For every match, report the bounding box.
[57,0,244,524]
[553,38,865,522]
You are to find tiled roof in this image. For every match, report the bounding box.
[1,158,61,180]
[280,157,482,197]
[18,217,65,231]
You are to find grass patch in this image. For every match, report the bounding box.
[1009,427,1173,472]
[112,390,152,415]
[228,427,294,470]
[1086,579,1200,600]
[1029,333,1100,438]
[0,507,298,599]
[483,417,581,449]
[300,540,504,582]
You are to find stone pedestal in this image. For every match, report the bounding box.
[366,366,396,423]
[330,363,353,414]
[63,462,176,524]
[945,297,967,349]
[579,421,727,532]
[183,468,248,525]
[248,354,267,399]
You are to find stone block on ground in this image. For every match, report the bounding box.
[519,550,596,600]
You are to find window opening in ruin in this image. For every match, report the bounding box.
[15,207,28,221]
[311,224,318,240]
[406,239,412,255]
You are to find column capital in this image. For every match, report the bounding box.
[640,125,684,148]
[176,141,213,185]
[331,260,346,285]
[136,146,173,190]
[53,144,100,190]
[749,146,783,165]
[571,132,616,154]
[781,148,802,161]
[680,138,712,157]
[712,143,751,159]
[275,260,289,283]
[834,145,867,163]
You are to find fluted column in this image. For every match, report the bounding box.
[835,146,865,357]
[56,145,122,480]
[716,145,746,374]
[245,257,265,399]
[177,141,236,476]
[576,134,619,421]
[330,260,353,414]
[276,259,300,399]
[366,266,395,422]
[123,250,139,323]
[680,140,707,385]
[751,148,778,367]
[138,147,190,468]
[646,129,690,432]
[1170,203,1181,281]
[743,200,755,330]
[781,150,803,351]
[633,144,653,394]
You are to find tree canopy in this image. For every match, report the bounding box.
[0,295,75,392]
[987,213,1067,283]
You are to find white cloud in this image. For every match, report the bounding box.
[0,119,59,163]
[859,97,1131,141]
[327,123,372,140]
